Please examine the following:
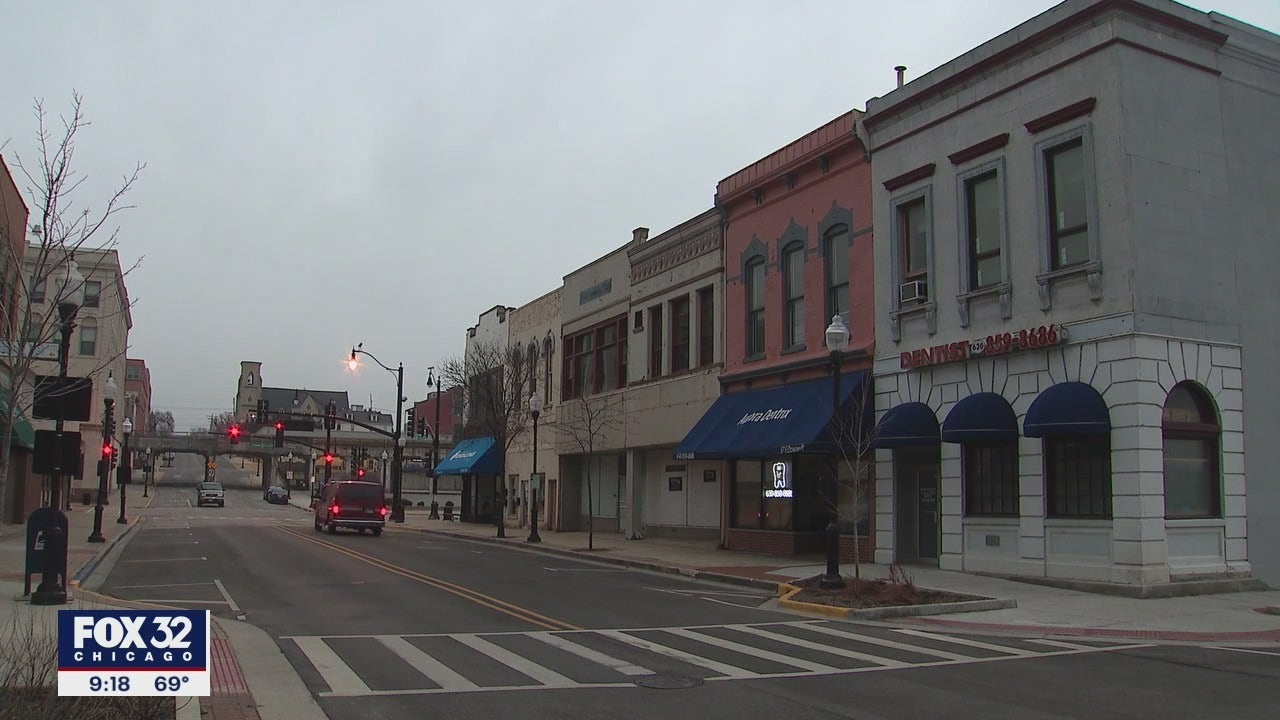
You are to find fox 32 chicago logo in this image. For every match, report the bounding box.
[57,610,211,696]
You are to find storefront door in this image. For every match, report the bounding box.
[895,449,940,564]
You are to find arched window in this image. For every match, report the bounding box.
[542,331,554,404]
[781,242,805,349]
[1162,382,1220,519]
[527,341,538,397]
[824,225,850,322]
[744,257,766,356]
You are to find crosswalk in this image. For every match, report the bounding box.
[283,620,1142,697]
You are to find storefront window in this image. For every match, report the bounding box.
[1046,435,1111,517]
[1162,383,1220,519]
[732,460,761,528]
[963,441,1019,516]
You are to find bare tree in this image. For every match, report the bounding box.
[206,411,235,433]
[0,93,144,526]
[557,391,622,550]
[439,339,535,536]
[821,380,877,581]
[145,410,174,436]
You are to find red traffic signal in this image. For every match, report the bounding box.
[102,443,113,457]
[356,468,366,478]
[324,453,334,464]
[228,424,242,445]
[275,421,284,431]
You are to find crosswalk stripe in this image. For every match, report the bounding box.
[292,637,372,695]
[452,634,577,686]
[892,628,1036,656]
[529,632,654,676]
[376,636,478,692]
[732,625,908,667]
[597,630,756,678]
[1024,638,1094,651]
[663,627,838,672]
[797,624,973,661]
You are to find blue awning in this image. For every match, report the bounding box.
[874,402,940,448]
[1023,381,1110,437]
[674,372,867,460]
[941,392,1018,443]
[433,437,501,475]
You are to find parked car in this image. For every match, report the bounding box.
[314,481,387,535]
[196,482,225,507]
[264,486,289,504]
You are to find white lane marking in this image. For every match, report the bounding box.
[663,627,838,672]
[646,587,771,598]
[542,567,627,573]
[376,636,478,692]
[527,632,654,676]
[122,557,205,563]
[1208,646,1280,658]
[129,599,229,605]
[186,499,192,508]
[451,634,576,686]
[733,625,907,667]
[892,628,1036,656]
[292,637,372,696]
[108,582,216,590]
[597,629,756,678]
[1025,639,1096,651]
[213,579,243,615]
[798,624,972,661]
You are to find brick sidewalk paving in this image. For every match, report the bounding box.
[203,621,262,720]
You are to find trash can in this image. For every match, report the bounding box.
[443,501,454,521]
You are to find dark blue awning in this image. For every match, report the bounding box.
[875,402,940,448]
[674,372,868,460]
[941,392,1018,443]
[1023,381,1110,437]
[434,437,501,475]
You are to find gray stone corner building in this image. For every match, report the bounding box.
[858,0,1280,589]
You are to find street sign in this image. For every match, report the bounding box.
[530,472,544,491]
[207,460,217,471]
[0,340,58,360]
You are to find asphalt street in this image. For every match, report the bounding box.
[92,469,1280,720]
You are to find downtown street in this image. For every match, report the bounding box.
[74,455,1280,720]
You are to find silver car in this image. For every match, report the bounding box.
[196,482,225,507]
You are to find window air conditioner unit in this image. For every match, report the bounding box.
[900,280,928,304]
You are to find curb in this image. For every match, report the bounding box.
[400,525,782,592]
[903,616,1280,642]
[775,582,1017,620]
[69,512,146,587]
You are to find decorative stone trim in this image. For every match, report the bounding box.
[631,228,722,284]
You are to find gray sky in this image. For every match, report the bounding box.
[3,0,1277,432]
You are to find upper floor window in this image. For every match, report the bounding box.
[824,226,849,321]
[670,296,690,373]
[126,365,141,381]
[83,280,102,308]
[31,278,46,303]
[526,342,538,397]
[78,321,98,356]
[697,286,714,367]
[562,317,626,400]
[782,243,805,349]
[744,257,765,357]
[900,199,927,282]
[1046,138,1088,270]
[964,170,1002,290]
[542,333,554,404]
[648,305,663,378]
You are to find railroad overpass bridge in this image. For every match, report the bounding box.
[132,430,453,487]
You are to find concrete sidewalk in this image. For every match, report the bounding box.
[289,496,1280,643]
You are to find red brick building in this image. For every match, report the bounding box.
[0,154,36,523]
[412,385,462,467]
[676,111,876,558]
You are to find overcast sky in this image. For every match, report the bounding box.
[2,0,1276,432]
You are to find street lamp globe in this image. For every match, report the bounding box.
[397,434,407,448]
[54,255,85,311]
[825,314,850,354]
[104,373,118,401]
[122,418,133,434]
[381,450,389,461]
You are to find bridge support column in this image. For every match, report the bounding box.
[261,457,272,491]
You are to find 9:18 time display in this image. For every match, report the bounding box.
[87,676,131,693]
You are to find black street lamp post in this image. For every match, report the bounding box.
[88,373,118,544]
[350,343,406,522]
[143,447,151,497]
[527,392,543,543]
[820,314,851,589]
[426,367,444,519]
[117,418,132,524]
[31,255,85,606]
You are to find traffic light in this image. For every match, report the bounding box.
[356,468,366,478]
[417,418,426,438]
[228,424,241,445]
[274,421,285,448]
[405,409,414,435]
[325,401,337,430]
[102,442,113,460]
[324,453,334,465]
